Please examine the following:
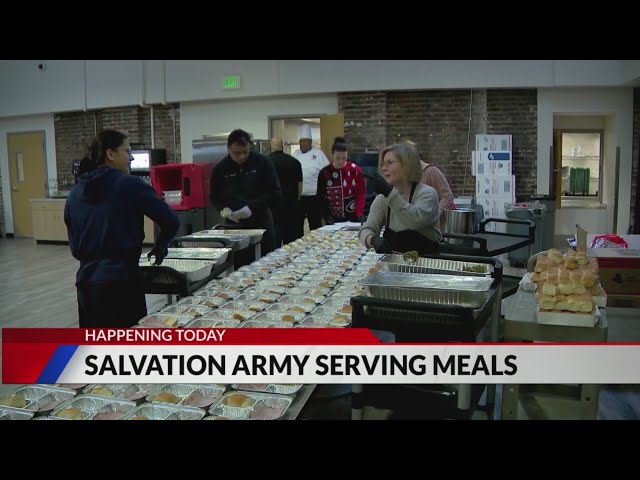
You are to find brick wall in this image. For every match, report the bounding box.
[338,88,537,199]
[54,104,181,188]
[486,89,538,197]
[339,92,387,153]
[632,88,640,232]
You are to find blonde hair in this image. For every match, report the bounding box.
[378,142,422,183]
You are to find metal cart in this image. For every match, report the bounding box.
[440,217,535,298]
[350,254,503,420]
[441,217,536,257]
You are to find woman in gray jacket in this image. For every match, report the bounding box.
[359,142,442,255]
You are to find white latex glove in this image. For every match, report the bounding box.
[227,211,242,223]
[235,206,252,220]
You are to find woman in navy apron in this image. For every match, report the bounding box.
[359,142,442,255]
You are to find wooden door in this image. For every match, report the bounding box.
[8,132,47,237]
[552,129,563,210]
[320,113,345,160]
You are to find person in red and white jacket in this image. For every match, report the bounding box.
[316,136,366,224]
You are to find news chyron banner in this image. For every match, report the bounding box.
[3,328,640,384]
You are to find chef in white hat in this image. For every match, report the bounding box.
[292,124,330,231]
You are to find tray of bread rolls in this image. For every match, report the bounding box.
[536,292,600,327]
[209,391,293,420]
[531,248,606,307]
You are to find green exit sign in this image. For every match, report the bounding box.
[223,75,241,90]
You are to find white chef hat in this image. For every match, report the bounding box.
[300,124,312,140]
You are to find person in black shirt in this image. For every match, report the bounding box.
[268,137,303,246]
[209,129,281,255]
[65,129,180,328]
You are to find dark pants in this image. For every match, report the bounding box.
[301,195,322,231]
[273,199,303,247]
[77,281,147,328]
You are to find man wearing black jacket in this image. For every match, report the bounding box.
[268,137,303,246]
[209,129,281,255]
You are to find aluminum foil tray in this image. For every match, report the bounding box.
[252,311,305,323]
[321,297,352,308]
[270,273,305,282]
[209,391,293,420]
[266,303,314,314]
[51,394,136,420]
[160,304,212,317]
[361,272,493,291]
[213,278,251,290]
[0,406,34,420]
[185,318,241,328]
[213,229,266,245]
[145,247,231,265]
[116,384,158,403]
[240,320,292,328]
[279,295,325,305]
[296,280,337,289]
[311,306,351,316]
[147,384,226,408]
[177,296,225,308]
[286,287,331,297]
[203,309,256,321]
[186,232,251,250]
[139,258,214,282]
[256,279,297,288]
[220,301,267,312]
[83,384,130,398]
[309,269,345,277]
[138,313,192,328]
[360,272,493,308]
[244,284,287,295]
[121,403,206,420]
[233,383,303,396]
[194,289,239,300]
[234,293,280,304]
[55,383,87,392]
[380,254,491,276]
[300,314,351,327]
[0,385,76,412]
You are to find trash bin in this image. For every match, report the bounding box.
[506,203,546,268]
[529,194,556,252]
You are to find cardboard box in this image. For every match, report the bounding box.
[475,135,512,152]
[607,294,640,308]
[476,175,515,198]
[472,152,512,176]
[596,266,640,295]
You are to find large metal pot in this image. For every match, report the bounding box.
[443,208,475,245]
